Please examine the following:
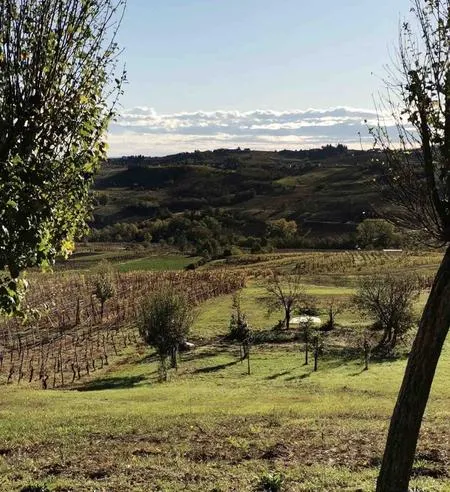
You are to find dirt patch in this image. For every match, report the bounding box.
[87,468,110,480]
[261,442,293,461]
[41,462,66,476]
[416,448,448,464]
[132,447,163,457]
[412,465,448,479]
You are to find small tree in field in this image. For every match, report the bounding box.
[299,319,314,365]
[363,336,371,371]
[0,0,126,315]
[228,291,251,360]
[93,260,116,321]
[354,275,419,352]
[138,287,194,381]
[312,334,323,372]
[321,296,346,331]
[264,272,310,330]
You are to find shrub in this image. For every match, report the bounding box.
[257,471,285,491]
[353,274,419,351]
[20,485,50,492]
[93,260,116,321]
[138,286,194,380]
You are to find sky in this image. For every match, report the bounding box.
[108,0,412,156]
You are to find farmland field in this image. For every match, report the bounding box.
[0,250,448,491]
[117,255,199,272]
[53,244,199,273]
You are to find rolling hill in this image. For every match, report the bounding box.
[90,146,387,251]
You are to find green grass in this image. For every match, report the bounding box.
[192,281,358,340]
[117,255,198,272]
[1,271,449,491]
[1,338,448,491]
[53,244,195,272]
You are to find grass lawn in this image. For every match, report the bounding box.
[0,341,448,491]
[2,250,450,491]
[117,255,198,272]
[0,277,449,491]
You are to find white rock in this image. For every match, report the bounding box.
[291,316,322,326]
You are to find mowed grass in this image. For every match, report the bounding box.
[1,275,449,491]
[193,281,358,340]
[117,255,198,272]
[54,243,197,272]
[1,342,448,491]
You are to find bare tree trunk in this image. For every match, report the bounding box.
[313,335,319,372]
[377,247,450,491]
[171,346,178,370]
[363,340,370,371]
[75,298,81,325]
[304,339,309,365]
[285,309,291,330]
[247,344,251,375]
[303,325,309,365]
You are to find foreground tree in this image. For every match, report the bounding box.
[371,1,450,490]
[0,0,126,314]
[138,286,194,381]
[354,275,419,351]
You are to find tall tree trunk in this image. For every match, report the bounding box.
[376,247,450,491]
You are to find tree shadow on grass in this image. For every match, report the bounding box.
[285,372,312,381]
[193,359,240,374]
[349,367,369,376]
[137,353,159,365]
[181,345,231,363]
[265,370,291,380]
[76,374,147,391]
[137,346,230,366]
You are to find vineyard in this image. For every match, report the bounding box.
[217,250,442,281]
[1,249,441,390]
[0,250,449,491]
[0,270,246,389]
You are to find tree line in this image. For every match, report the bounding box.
[88,211,411,258]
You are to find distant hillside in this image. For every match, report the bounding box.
[90,145,386,253]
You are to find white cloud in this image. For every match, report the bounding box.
[107,106,393,156]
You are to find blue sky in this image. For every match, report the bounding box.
[109,0,411,156]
